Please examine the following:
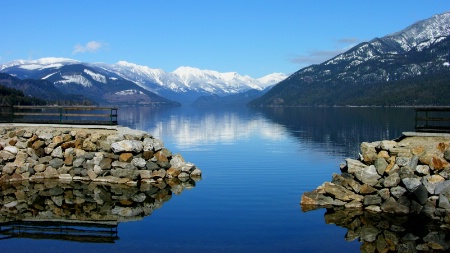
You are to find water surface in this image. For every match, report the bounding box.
[1,106,417,252]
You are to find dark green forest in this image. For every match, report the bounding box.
[0,85,47,106]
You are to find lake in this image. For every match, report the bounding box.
[1,106,432,252]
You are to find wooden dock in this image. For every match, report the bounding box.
[415,107,450,133]
[0,106,118,125]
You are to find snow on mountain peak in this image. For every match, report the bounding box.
[257,73,288,87]
[1,57,79,71]
[1,57,286,97]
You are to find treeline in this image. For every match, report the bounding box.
[0,85,47,106]
[344,71,450,106]
[250,71,450,107]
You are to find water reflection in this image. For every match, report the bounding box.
[118,106,289,149]
[0,178,197,243]
[255,107,416,157]
[118,106,416,158]
[317,207,450,252]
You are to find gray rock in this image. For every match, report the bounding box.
[51,146,63,158]
[383,173,400,188]
[438,194,450,209]
[73,157,85,168]
[410,200,423,214]
[355,165,381,186]
[49,158,64,169]
[391,186,407,199]
[0,150,16,161]
[191,168,202,177]
[132,158,146,168]
[398,166,415,179]
[409,155,419,170]
[396,157,411,167]
[132,193,147,202]
[402,178,421,192]
[381,197,409,214]
[51,195,64,206]
[345,158,367,174]
[423,232,450,251]
[4,146,18,154]
[111,168,138,179]
[445,150,450,161]
[360,225,380,242]
[421,200,437,218]
[111,161,135,171]
[99,157,112,170]
[413,185,428,205]
[363,195,382,206]
[145,161,160,171]
[111,140,143,153]
[378,188,390,200]
[170,154,185,169]
[143,138,164,152]
[435,181,450,195]
[374,158,388,175]
[365,205,381,212]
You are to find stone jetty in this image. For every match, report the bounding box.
[301,132,450,221]
[0,124,202,185]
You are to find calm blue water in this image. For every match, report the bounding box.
[1,107,416,252]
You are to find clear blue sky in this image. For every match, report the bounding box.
[1,0,449,77]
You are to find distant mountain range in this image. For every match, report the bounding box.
[1,11,450,107]
[0,58,286,106]
[250,11,450,107]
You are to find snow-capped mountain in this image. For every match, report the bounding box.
[251,11,450,107]
[0,59,180,106]
[1,58,286,105]
[98,61,286,104]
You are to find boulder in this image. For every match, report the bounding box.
[345,158,367,173]
[383,173,400,188]
[322,182,363,202]
[111,140,143,153]
[355,165,381,186]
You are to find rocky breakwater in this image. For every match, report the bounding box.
[0,125,202,185]
[301,134,450,220]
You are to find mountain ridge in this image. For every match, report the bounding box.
[1,58,287,105]
[249,11,450,107]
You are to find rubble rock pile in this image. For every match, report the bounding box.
[301,134,450,221]
[0,126,202,185]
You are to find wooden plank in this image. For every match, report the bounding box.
[416,117,450,121]
[13,113,62,116]
[8,106,118,125]
[61,114,116,117]
[14,106,117,110]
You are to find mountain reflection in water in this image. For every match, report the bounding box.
[0,178,198,243]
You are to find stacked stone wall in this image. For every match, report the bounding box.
[0,126,201,185]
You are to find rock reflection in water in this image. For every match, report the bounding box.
[0,178,198,242]
[321,207,450,252]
